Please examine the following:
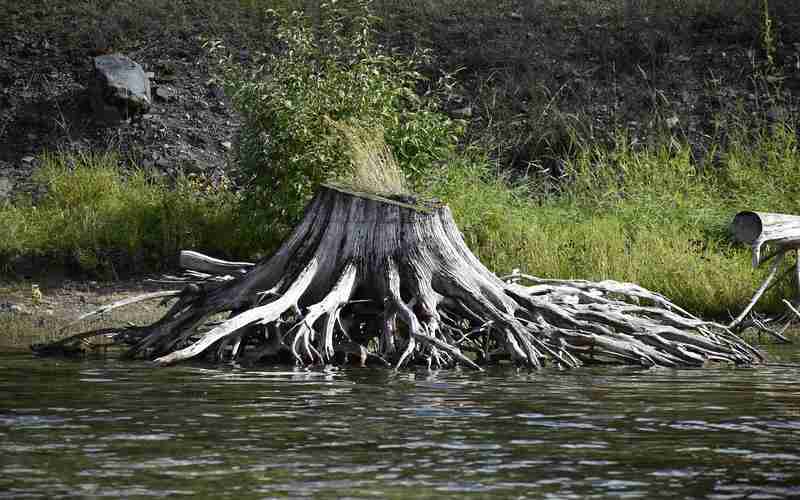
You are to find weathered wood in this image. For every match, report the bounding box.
[35,186,763,369]
[728,252,785,329]
[729,211,800,336]
[732,211,800,267]
[179,250,254,275]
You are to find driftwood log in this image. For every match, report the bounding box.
[34,185,763,369]
[729,211,800,337]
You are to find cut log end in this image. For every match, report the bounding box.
[39,185,764,370]
[731,211,763,245]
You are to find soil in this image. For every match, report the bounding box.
[0,3,263,201]
[0,278,171,349]
[380,2,800,175]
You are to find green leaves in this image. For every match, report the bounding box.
[222,1,459,233]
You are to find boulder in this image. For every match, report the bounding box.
[90,54,151,123]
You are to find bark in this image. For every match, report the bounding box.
[35,185,763,369]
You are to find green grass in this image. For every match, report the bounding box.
[0,152,249,276]
[431,123,799,319]
[5,124,792,319]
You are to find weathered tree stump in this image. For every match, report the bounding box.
[35,185,762,369]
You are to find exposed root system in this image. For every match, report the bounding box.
[36,185,763,369]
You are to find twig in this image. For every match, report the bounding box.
[729,250,786,330]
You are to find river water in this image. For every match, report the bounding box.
[2,346,799,499]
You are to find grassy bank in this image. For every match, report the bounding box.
[2,0,800,324]
[433,124,799,318]
[3,124,797,319]
[0,153,248,277]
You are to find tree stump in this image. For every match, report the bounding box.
[35,185,763,369]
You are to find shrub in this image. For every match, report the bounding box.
[217,1,461,246]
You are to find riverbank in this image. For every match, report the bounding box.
[2,1,800,329]
[0,279,167,349]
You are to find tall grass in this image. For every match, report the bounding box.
[331,121,408,196]
[0,153,246,276]
[432,124,799,318]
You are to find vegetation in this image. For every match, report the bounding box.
[217,1,459,245]
[0,153,245,277]
[2,0,800,324]
[432,126,799,318]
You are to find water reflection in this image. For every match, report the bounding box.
[1,350,799,499]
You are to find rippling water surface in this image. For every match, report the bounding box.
[2,347,800,499]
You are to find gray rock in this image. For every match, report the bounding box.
[208,84,225,100]
[90,53,152,123]
[766,106,785,123]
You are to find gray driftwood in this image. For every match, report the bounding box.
[732,211,800,267]
[35,185,763,368]
[729,211,800,336]
[179,251,254,275]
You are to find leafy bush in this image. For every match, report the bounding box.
[218,1,461,244]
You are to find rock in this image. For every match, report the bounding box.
[207,84,225,100]
[21,155,35,164]
[509,12,523,21]
[221,141,232,151]
[0,302,31,315]
[766,106,784,123]
[90,53,152,123]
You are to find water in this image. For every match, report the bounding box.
[2,347,800,499]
